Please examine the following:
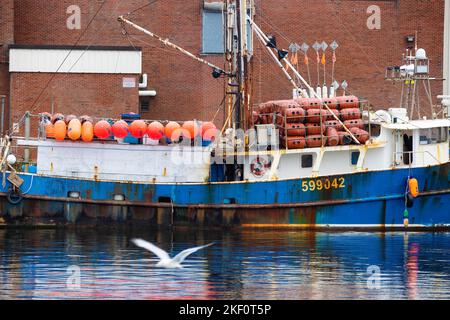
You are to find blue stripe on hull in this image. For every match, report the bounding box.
[0,163,448,227]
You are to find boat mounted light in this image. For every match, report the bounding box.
[68,191,81,199]
[266,35,277,48]
[277,49,289,61]
[113,194,125,201]
[212,68,223,79]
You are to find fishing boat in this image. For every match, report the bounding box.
[0,1,448,229]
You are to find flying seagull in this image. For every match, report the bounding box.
[131,238,214,269]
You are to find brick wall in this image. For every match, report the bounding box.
[0,0,14,133]
[5,0,447,131]
[10,73,139,128]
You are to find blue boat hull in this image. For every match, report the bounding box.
[0,163,449,228]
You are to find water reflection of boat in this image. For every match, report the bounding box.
[1,229,450,299]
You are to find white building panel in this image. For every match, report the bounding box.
[31,141,211,183]
[9,48,142,74]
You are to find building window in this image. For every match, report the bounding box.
[419,127,448,145]
[140,99,150,112]
[351,151,360,166]
[202,8,253,55]
[202,10,224,54]
[301,154,313,168]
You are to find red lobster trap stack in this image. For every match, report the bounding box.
[253,95,370,150]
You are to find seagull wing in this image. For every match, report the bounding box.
[172,243,214,264]
[131,239,170,261]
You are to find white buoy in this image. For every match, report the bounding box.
[322,85,328,99]
[329,86,335,98]
[6,154,16,165]
[316,86,322,99]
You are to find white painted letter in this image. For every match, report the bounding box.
[66,265,81,289]
[67,5,81,30]
[367,265,381,289]
[367,5,381,30]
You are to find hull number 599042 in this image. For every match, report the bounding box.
[301,178,346,192]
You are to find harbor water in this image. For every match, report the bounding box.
[0,228,449,300]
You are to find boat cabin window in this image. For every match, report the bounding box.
[419,127,448,145]
[351,151,360,165]
[369,124,381,138]
[301,154,313,168]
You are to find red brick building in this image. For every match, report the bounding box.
[0,0,447,135]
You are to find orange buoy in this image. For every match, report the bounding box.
[147,121,165,140]
[67,118,82,141]
[81,121,94,142]
[171,127,191,142]
[201,122,217,136]
[80,115,93,124]
[112,120,129,139]
[203,128,219,142]
[129,120,147,138]
[45,122,55,138]
[182,121,200,139]
[165,121,180,140]
[94,120,112,140]
[409,178,419,198]
[326,127,339,146]
[65,114,77,124]
[51,113,64,124]
[54,120,67,141]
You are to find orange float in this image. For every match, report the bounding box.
[165,121,180,140]
[94,120,112,140]
[45,122,55,138]
[409,178,419,198]
[54,120,67,141]
[201,122,216,136]
[51,113,64,124]
[129,120,147,138]
[326,127,339,146]
[81,121,94,142]
[306,135,326,148]
[182,121,200,139]
[65,114,77,124]
[203,128,219,142]
[67,118,82,141]
[112,120,129,139]
[147,121,165,140]
[171,127,191,142]
[281,136,306,149]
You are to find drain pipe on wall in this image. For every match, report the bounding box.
[138,73,157,97]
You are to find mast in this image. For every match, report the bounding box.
[226,0,252,130]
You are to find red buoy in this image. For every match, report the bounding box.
[171,127,191,142]
[203,128,219,142]
[112,120,129,139]
[165,121,180,140]
[182,121,200,138]
[201,122,216,135]
[147,121,165,140]
[94,120,112,140]
[129,120,147,138]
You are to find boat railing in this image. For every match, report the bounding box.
[392,150,442,167]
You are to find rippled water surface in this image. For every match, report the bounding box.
[0,228,449,299]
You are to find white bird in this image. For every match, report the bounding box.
[131,238,214,269]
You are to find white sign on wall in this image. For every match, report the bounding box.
[122,77,136,88]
